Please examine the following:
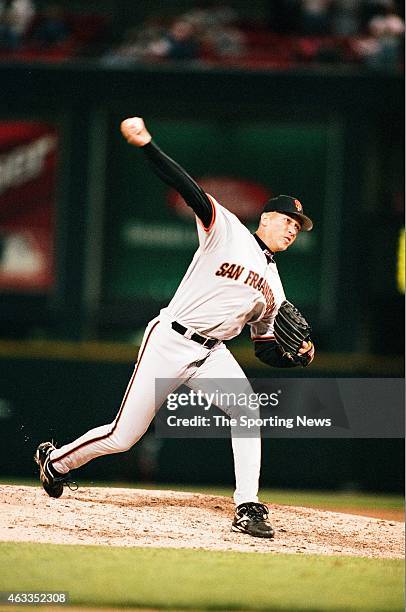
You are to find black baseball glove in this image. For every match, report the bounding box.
[273,300,313,366]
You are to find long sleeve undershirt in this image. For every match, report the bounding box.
[142,140,213,228]
[254,340,300,368]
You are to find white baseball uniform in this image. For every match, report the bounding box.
[43,128,320,506]
[49,142,290,507]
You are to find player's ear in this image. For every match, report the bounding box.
[259,212,270,227]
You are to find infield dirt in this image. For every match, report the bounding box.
[0,485,403,558]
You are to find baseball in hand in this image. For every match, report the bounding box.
[120,117,152,147]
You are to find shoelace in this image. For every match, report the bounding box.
[67,482,78,491]
[50,466,78,491]
[65,478,78,491]
[55,473,78,491]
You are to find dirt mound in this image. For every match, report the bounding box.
[0,485,403,558]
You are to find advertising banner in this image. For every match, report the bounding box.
[0,121,58,292]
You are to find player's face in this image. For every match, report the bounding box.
[260,212,301,252]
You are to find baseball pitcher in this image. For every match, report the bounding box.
[35,117,315,538]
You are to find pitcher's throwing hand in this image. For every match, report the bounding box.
[120,117,152,147]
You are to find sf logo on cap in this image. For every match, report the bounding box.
[294,199,302,212]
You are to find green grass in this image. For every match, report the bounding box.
[2,478,403,513]
[0,542,404,611]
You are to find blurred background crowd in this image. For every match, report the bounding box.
[0,0,404,70]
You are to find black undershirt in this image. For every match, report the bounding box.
[253,233,275,264]
[143,141,213,228]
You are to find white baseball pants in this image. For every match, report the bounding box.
[50,315,261,506]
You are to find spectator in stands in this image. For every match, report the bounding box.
[300,0,333,35]
[181,3,244,60]
[353,0,404,69]
[103,17,200,64]
[203,21,245,57]
[182,2,239,30]
[101,17,166,65]
[330,0,360,35]
[32,3,68,48]
[361,0,394,25]
[0,0,35,50]
[185,4,245,59]
[148,19,200,61]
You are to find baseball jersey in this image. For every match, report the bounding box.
[142,140,286,342]
[161,195,286,340]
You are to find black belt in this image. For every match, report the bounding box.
[171,321,219,349]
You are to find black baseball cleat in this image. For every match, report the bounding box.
[231,502,275,538]
[34,442,77,498]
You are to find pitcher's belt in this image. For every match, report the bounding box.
[171,321,220,349]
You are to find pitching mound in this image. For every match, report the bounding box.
[0,485,403,558]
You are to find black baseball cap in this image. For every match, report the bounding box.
[262,195,313,231]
